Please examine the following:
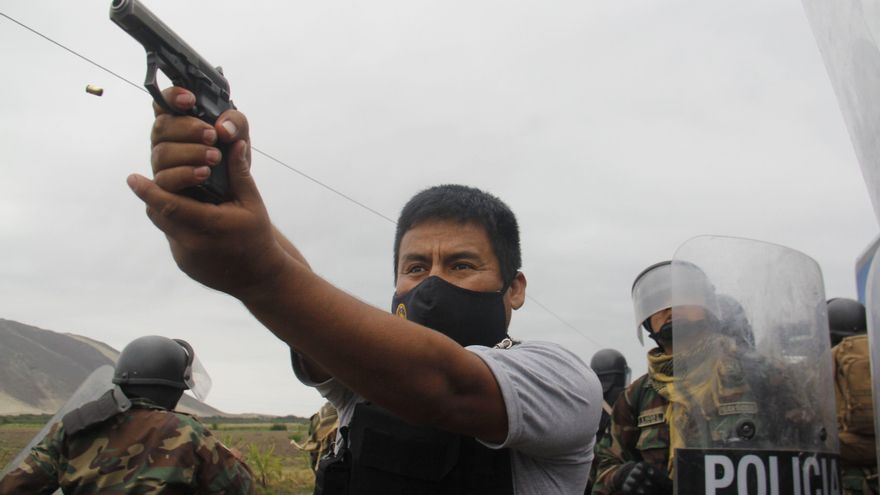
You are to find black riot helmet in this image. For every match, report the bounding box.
[590,349,631,405]
[112,336,211,410]
[827,298,867,346]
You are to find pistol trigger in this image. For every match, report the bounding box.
[145,52,175,114]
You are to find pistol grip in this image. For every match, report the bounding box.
[182,146,230,204]
[143,53,231,203]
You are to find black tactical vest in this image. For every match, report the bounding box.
[314,402,513,495]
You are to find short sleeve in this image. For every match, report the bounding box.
[290,349,358,423]
[468,341,603,461]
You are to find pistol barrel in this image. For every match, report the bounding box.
[109,0,230,98]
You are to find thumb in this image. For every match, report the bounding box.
[226,139,263,207]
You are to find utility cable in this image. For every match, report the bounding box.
[0,12,144,94]
[526,295,606,348]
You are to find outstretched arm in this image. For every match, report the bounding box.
[128,87,508,442]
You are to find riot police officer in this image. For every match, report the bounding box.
[592,260,777,495]
[0,336,254,495]
[827,298,877,494]
[586,349,630,494]
[591,261,685,495]
[828,297,869,346]
[590,349,631,445]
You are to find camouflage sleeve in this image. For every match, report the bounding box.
[188,419,256,495]
[591,377,644,495]
[0,422,62,495]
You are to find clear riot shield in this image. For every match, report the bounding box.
[801,0,880,224]
[0,365,115,490]
[669,236,839,495]
[801,0,880,481]
[867,258,880,467]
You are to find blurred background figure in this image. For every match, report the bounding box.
[716,294,755,349]
[590,349,631,444]
[828,298,877,495]
[828,297,869,347]
[585,349,631,494]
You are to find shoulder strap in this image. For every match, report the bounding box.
[62,386,132,435]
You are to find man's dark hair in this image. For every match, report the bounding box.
[393,184,522,287]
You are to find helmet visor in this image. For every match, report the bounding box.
[187,354,212,402]
[632,262,673,344]
[632,261,716,344]
[174,339,212,402]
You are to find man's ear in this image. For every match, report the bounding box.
[507,272,527,310]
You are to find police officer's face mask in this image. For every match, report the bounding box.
[646,321,674,350]
[648,318,709,351]
[391,276,509,347]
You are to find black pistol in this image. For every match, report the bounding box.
[110,0,234,204]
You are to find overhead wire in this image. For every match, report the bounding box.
[0,12,143,94]
[0,10,608,351]
[0,10,396,225]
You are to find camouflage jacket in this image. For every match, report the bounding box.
[842,465,879,495]
[585,413,611,495]
[591,349,804,495]
[591,373,669,495]
[0,399,254,495]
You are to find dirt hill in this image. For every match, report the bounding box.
[0,319,226,417]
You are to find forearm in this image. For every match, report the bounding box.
[240,257,506,439]
[593,394,639,495]
[593,443,627,495]
[272,225,310,270]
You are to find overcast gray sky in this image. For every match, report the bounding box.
[1,0,877,416]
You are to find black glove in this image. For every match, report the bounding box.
[614,461,672,495]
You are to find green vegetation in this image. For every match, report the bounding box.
[202,415,308,425]
[0,414,52,426]
[248,443,284,488]
[0,423,42,471]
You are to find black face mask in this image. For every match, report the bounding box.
[648,318,712,351]
[391,276,509,347]
[647,321,674,349]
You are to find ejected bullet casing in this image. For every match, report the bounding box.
[85,84,104,96]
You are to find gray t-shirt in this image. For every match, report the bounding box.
[292,340,603,495]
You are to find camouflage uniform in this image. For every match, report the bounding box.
[839,413,878,494]
[591,373,669,495]
[585,413,613,494]
[0,398,254,495]
[292,400,339,472]
[591,342,773,495]
[841,466,879,495]
[833,336,878,495]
